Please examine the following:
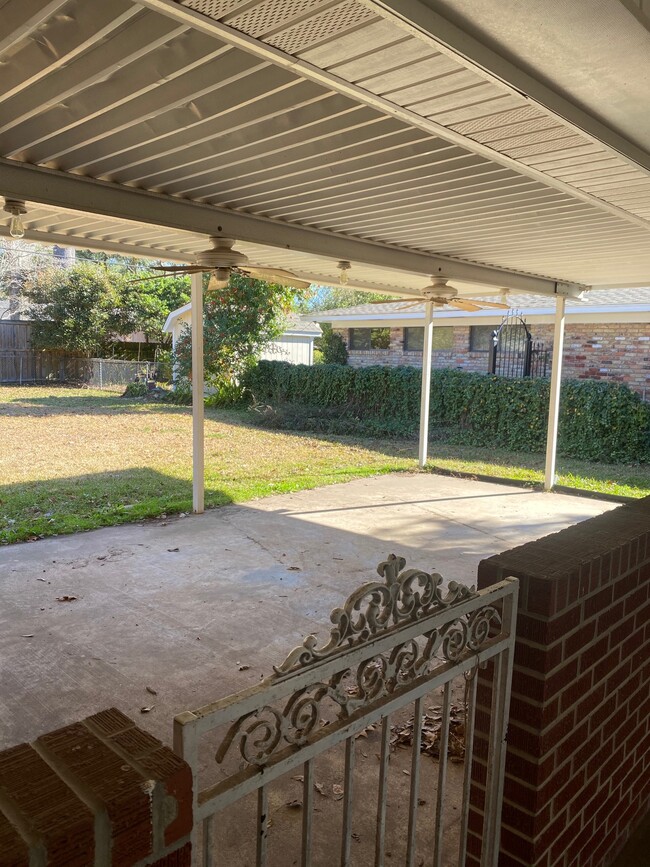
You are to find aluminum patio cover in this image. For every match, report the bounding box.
[1,0,649,295]
[1,0,649,503]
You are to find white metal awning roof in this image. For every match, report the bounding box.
[1,0,649,296]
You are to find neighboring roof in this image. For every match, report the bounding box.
[312,288,650,326]
[163,305,320,337]
[283,316,322,336]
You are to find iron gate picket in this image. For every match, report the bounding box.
[175,556,518,867]
[489,311,548,378]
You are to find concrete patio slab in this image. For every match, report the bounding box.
[0,472,615,750]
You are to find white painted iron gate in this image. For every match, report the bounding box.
[175,556,518,867]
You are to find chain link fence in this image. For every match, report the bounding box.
[1,352,170,390]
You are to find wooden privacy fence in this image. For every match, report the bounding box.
[0,349,91,384]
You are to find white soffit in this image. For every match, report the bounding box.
[0,0,649,289]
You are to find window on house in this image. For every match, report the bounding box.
[349,327,390,350]
[469,325,495,352]
[403,326,453,351]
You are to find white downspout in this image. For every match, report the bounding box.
[544,295,566,490]
[418,300,435,468]
[191,272,205,514]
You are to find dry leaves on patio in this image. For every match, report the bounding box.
[390,704,467,761]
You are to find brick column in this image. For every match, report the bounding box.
[0,708,192,866]
[467,497,650,867]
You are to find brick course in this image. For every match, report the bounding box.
[467,497,650,867]
[336,322,650,395]
[0,708,192,867]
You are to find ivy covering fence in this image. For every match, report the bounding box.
[243,361,650,463]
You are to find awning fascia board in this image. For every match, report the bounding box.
[0,158,584,296]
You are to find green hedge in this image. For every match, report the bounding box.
[243,361,650,463]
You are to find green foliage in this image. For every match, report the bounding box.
[204,381,248,407]
[161,377,192,405]
[119,273,190,342]
[173,272,297,388]
[243,361,650,463]
[300,284,393,311]
[25,264,126,355]
[23,262,190,355]
[122,381,148,398]
[316,323,348,365]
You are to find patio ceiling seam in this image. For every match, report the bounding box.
[136,0,650,235]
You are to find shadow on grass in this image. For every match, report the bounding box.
[0,468,233,545]
[0,389,192,417]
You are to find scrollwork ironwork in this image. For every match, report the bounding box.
[215,557,502,768]
[274,554,477,675]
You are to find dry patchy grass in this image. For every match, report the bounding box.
[0,385,415,543]
[1,385,646,545]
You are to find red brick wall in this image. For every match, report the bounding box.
[336,323,650,395]
[468,497,650,867]
[0,708,193,866]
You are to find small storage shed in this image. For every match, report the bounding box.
[163,304,321,366]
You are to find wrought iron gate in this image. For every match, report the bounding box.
[175,556,518,867]
[489,311,548,378]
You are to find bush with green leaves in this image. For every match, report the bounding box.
[243,361,650,463]
[122,381,148,398]
[315,324,348,365]
[173,273,299,393]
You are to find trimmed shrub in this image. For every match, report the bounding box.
[243,361,650,463]
[316,324,348,365]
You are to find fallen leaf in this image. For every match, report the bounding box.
[37,577,47,582]
[167,547,179,553]
[287,566,301,571]
[140,705,155,713]
[332,784,344,800]
[314,783,326,797]
[291,775,304,783]
[238,664,251,671]
[21,634,34,638]
[418,798,427,806]
[402,770,410,776]
[145,686,157,696]
[55,595,77,602]
[285,799,302,809]
[351,833,361,842]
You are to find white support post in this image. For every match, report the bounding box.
[191,272,204,514]
[544,295,566,491]
[418,300,435,468]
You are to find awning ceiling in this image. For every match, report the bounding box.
[1,0,649,297]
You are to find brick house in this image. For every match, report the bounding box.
[313,288,650,397]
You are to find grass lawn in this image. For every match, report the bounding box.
[1,385,648,545]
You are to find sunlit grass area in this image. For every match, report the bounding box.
[1,385,647,545]
[0,386,414,544]
[421,442,649,500]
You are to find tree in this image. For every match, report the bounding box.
[24,263,128,355]
[173,272,298,385]
[316,323,348,364]
[119,273,190,342]
[301,284,393,311]
[22,258,191,355]
[0,240,47,319]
